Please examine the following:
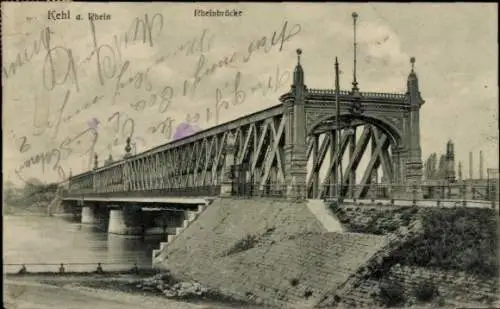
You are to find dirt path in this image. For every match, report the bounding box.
[4,277,261,309]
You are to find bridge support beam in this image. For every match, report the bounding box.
[81,205,99,224]
[108,206,143,236]
[221,133,237,197]
[348,127,357,198]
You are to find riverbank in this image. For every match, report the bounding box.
[4,274,476,309]
[4,278,214,309]
[4,202,50,216]
[5,272,266,309]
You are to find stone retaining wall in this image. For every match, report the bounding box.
[156,199,386,308]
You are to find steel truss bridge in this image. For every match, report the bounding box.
[64,50,496,204]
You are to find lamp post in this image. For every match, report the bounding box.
[351,12,359,93]
[335,58,341,205]
[335,58,356,205]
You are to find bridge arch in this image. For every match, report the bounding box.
[305,112,405,199]
[307,113,404,148]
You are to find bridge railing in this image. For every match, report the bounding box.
[229,182,498,207]
[316,183,498,208]
[307,88,406,100]
[63,181,498,208]
[231,182,288,198]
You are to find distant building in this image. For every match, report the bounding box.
[423,140,456,183]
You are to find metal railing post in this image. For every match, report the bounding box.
[462,184,467,207]
[412,184,417,206]
[389,183,394,205]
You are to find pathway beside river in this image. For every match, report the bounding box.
[4,275,266,309]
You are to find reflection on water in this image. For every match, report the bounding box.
[3,215,164,273]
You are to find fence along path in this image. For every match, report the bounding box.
[3,262,152,274]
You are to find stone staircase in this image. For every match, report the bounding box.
[152,202,210,262]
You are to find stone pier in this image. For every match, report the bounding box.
[108,206,143,236]
[81,205,98,224]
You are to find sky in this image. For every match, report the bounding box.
[2,2,498,186]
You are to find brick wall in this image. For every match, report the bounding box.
[156,198,386,307]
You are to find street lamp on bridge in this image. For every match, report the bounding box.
[334,58,356,204]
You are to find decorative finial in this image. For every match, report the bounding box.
[125,137,131,154]
[94,153,98,169]
[334,56,340,94]
[352,12,358,19]
[296,48,302,64]
[410,57,415,72]
[106,153,113,165]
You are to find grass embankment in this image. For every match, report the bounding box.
[329,204,499,307]
[331,205,498,277]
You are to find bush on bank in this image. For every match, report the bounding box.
[332,204,498,278]
[398,207,498,278]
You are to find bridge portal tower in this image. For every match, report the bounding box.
[404,57,424,197]
[283,49,309,199]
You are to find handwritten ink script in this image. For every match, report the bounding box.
[3,4,302,185]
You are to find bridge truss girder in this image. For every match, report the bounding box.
[306,123,394,199]
[85,114,289,195]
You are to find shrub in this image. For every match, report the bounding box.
[413,281,439,302]
[339,217,351,224]
[303,290,313,299]
[379,279,406,307]
[437,296,446,307]
[328,201,340,212]
[225,234,259,256]
[401,208,498,278]
[289,278,299,287]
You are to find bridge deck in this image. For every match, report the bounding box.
[62,196,210,205]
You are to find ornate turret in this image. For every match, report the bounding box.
[446,140,455,160]
[293,48,304,88]
[285,49,308,199]
[124,137,132,158]
[404,56,424,196]
[105,154,113,166]
[407,57,424,106]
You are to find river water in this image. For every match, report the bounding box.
[3,215,163,273]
